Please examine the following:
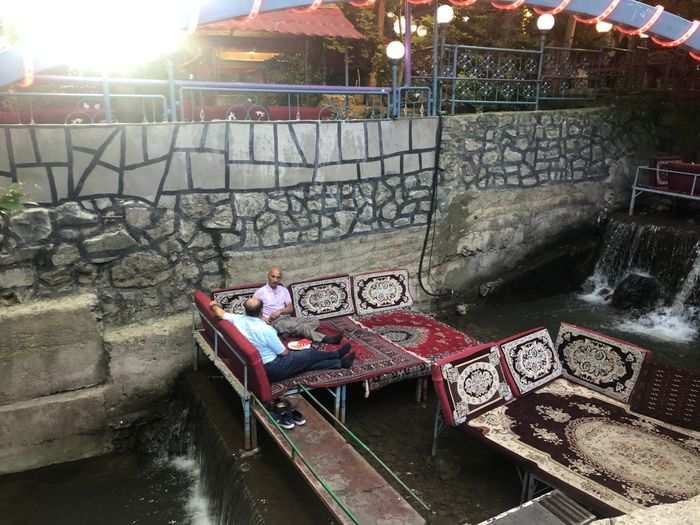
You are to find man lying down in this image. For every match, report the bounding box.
[209,296,355,429]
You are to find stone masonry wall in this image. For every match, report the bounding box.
[0,119,439,324]
[431,108,651,292]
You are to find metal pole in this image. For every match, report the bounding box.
[391,62,399,118]
[404,1,412,86]
[344,49,349,86]
[102,72,112,123]
[431,0,439,115]
[535,32,546,110]
[167,58,177,122]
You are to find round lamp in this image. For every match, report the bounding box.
[537,14,555,32]
[416,25,428,38]
[596,21,613,33]
[437,5,455,25]
[386,40,406,61]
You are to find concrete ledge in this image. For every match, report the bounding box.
[103,313,193,416]
[0,294,105,405]
[223,227,428,302]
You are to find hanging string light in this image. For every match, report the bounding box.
[651,19,699,47]
[491,0,526,11]
[249,0,263,19]
[407,0,433,5]
[615,5,664,36]
[533,0,572,16]
[448,0,478,7]
[575,0,621,25]
[348,0,375,6]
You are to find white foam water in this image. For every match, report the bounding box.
[170,456,215,525]
[613,306,699,343]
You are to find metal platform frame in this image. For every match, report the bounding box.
[629,165,700,216]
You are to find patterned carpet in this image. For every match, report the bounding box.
[356,310,478,362]
[468,379,700,514]
[270,316,425,398]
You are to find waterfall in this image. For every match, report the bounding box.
[582,217,700,342]
[140,379,264,525]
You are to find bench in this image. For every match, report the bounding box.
[629,161,700,215]
[431,322,700,517]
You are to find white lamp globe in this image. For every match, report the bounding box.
[536,13,555,32]
[595,21,613,33]
[411,22,418,34]
[386,40,406,61]
[416,25,428,38]
[437,5,455,25]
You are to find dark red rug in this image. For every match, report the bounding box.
[270,316,425,398]
[356,310,478,362]
[468,379,700,513]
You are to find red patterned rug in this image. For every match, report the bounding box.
[357,310,478,363]
[270,316,425,398]
[468,379,700,514]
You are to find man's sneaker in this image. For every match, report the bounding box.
[272,410,295,430]
[289,409,306,426]
[321,333,343,345]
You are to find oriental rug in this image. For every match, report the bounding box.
[468,379,700,514]
[356,310,478,363]
[555,323,650,403]
[270,315,425,398]
[352,269,413,316]
[212,283,264,314]
[290,275,355,320]
[499,328,562,396]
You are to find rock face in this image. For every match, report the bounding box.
[611,273,662,310]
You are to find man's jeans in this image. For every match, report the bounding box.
[264,348,341,382]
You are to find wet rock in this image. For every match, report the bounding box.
[111,251,172,288]
[83,229,138,254]
[0,267,35,288]
[233,192,266,217]
[55,202,99,226]
[611,273,661,311]
[52,244,80,266]
[10,209,52,243]
[202,204,235,229]
[124,206,153,229]
[179,194,210,219]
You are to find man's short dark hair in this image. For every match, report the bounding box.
[244,298,263,317]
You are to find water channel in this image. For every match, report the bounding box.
[2,215,699,524]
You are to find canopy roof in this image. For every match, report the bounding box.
[198,5,364,40]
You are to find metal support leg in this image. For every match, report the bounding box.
[340,385,347,424]
[334,385,342,422]
[243,396,252,451]
[431,402,444,457]
[520,470,531,503]
[415,378,423,403]
[422,378,429,403]
[629,189,638,216]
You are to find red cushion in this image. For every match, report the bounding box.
[431,342,514,427]
[665,162,700,195]
[193,289,273,402]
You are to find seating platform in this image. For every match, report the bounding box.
[476,490,595,525]
[629,161,700,215]
[431,322,700,517]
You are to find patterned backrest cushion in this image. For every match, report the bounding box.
[555,322,652,404]
[289,274,355,320]
[211,283,264,314]
[431,342,514,427]
[497,327,562,396]
[630,362,700,431]
[352,269,413,316]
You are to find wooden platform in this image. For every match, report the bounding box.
[254,395,425,525]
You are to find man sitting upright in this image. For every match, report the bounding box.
[209,297,354,383]
[254,266,342,345]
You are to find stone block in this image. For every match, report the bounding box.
[103,313,192,415]
[278,166,313,187]
[341,122,366,160]
[123,161,165,203]
[421,152,435,170]
[35,128,67,163]
[287,123,317,165]
[0,387,112,474]
[0,267,35,288]
[10,128,36,164]
[403,153,420,173]
[360,160,382,180]
[412,117,438,150]
[367,121,381,158]
[318,122,340,164]
[0,294,105,405]
[124,126,145,166]
[175,123,204,149]
[206,122,226,151]
[52,167,70,201]
[146,124,174,159]
[191,152,226,190]
[0,130,8,172]
[277,124,305,164]
[229,163,276,190]
[111,251,172,288]
[381,119,409,155]
[253,123,275,162]
[316,164,357,183]
[228,122,251,161]
[384,156,401,175]
[70,126,117,152]
[75,152,119,198]
[162,152,188,192]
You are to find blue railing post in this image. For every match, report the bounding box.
[102,73,112,123]
[167,59,178,122]
[535,34,546,110]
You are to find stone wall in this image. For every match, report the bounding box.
[0,119,439,324]
[430,108,649,293]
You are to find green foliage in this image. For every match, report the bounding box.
[0,183,24,217]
